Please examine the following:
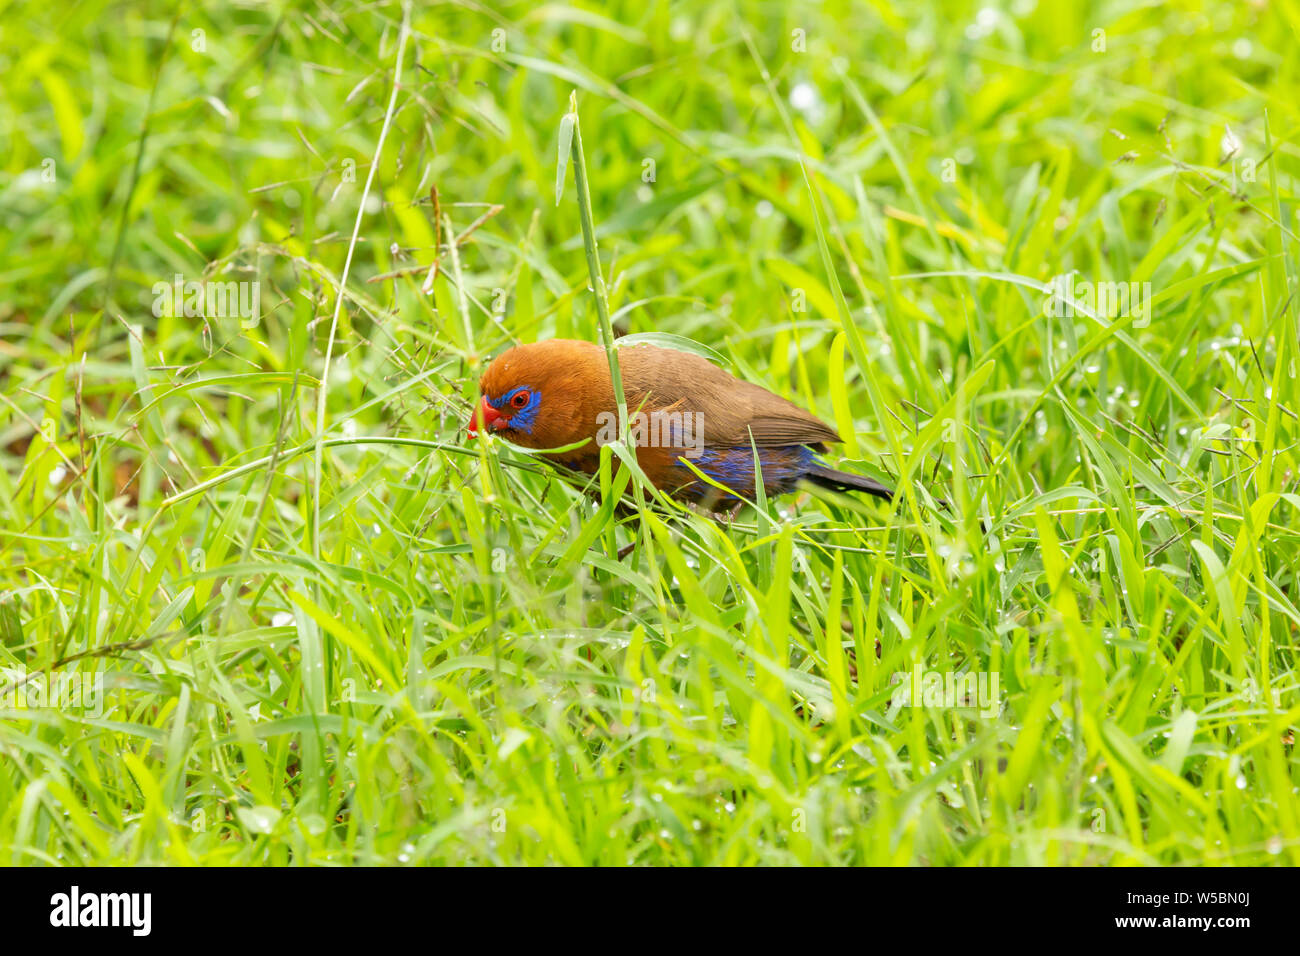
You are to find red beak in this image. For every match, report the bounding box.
[467,397,502,438]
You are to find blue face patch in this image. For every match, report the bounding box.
[491,385,541,434]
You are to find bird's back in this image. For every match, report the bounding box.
[617,344,841,449]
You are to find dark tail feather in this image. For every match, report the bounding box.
[802,464,894,502]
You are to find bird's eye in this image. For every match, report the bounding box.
[510,390,530,409]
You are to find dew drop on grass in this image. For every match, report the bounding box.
[789,81,820,114]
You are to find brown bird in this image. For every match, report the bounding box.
[469,338,894,506]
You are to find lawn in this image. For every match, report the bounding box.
[1,0,1298,865]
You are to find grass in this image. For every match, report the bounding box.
[1,0,1298,865]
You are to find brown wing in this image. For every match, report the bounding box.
[618,344,841,448]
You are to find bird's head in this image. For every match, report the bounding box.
[469,339,608,449]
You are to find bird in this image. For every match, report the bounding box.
[468,338,898,508]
